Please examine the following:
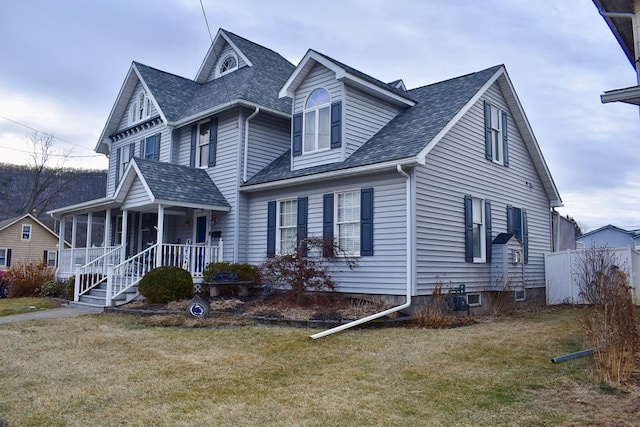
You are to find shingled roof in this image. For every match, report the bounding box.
[244,65,502,186]
[135,30,294,124]
[133,158,230,209]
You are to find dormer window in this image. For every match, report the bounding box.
[303,88,331,153]
[218,53,238,76]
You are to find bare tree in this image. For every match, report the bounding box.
[17,131,75,219]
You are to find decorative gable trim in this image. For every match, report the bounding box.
[279,50,415,107]
[109,115,163,142]
[195,29,253,84]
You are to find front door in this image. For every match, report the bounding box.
[195,214,208,245]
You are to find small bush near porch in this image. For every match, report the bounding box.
[1,308,639,426]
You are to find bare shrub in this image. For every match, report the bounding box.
[4,262,55,297]
[414,280,456,328]
[259,237,357,303]
[575,247,639,384]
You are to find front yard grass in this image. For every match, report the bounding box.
[0,307,637,426]
[0,297,62,317]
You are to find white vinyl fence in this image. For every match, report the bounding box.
[545,246,640,305]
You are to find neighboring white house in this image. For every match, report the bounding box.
[49,29,562,313]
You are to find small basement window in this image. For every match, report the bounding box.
[515,290,526,301]
[467,293,481,306]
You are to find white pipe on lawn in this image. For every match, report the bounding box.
[310,164,413,339]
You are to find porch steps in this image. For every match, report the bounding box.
[77,281,140,308]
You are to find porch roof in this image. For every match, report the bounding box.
[48,159,231,218]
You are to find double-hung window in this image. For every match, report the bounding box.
[0,248,7,267]
[118,144,133,181]
[45,250,57,267]
[336,190,361,256]
[197,121,210,168]
[142,134,160,161]
[303,88,331,153]
[21,224,31,241]
[464,195,492,263]
[484,101,509,166]
[277,199,298,254]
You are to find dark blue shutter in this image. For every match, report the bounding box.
[208,118,218,167]
[485,200,492,263]
[266,201,276,258]
[115,147,121,183]
[484,101,492,161]
[323,193,334,257]
[43,250,48,264]
[139,139,144,157]
[506,205,513,234]
[292,113,303,156]
[360,188,374,256]
[6,249,11,267]
[128,143,135,160]
[154,134,161,161]
[464,195,473,262]
[297,197,308,255]
[330,101,342,149]
[502,111,509,167]
[189,125,197,167]
[523,210,529,264]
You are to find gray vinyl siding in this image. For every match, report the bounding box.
[121,178,151,210]
[246,171,408,295]
[292,63,344,170]
[344,86,402,157]
[414,81,551,295]
[245,113,290,180]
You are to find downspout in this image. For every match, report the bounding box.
[243,107,260,183]
[310,164,413,339]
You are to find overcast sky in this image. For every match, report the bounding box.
[0,0,638,232]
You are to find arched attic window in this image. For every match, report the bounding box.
[131,91,150,123]
[304,88,331,153]
[218,53,238,76]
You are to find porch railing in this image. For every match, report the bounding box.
[74,246,122,302]
[59,246,120,278]
[105,241,223,306]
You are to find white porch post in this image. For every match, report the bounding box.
[85,212,93,264]
[57,218,65,274]
[104,208,112,248]
[121,210,129,262]
[156,204,165,268]
[71,215,78,264]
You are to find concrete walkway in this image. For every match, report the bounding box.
[0,306,98,324]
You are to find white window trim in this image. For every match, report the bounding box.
[467,293,481,307]
[276,199,298,255]
[21,224,31,241]
[46,250,57,267]
[303,88,331,154]
[118,144,132,181]
[472,197,485,263]
[335,189,361,257]
[0,248,7,267]
[515,289,526,301]
[217,53,239,77]
[490,105,504,165]
[143,135,156,160]
[196,120,210,168]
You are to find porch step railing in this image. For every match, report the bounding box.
[73,246,122,302]
[59,246,120,278]
[105,241,223,306]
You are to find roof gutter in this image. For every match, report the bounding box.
[170,100,289,129]
[310,164,413,339]
[599,8,640,84]
[240,157,420,192]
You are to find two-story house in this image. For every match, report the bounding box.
[49,29,562,314]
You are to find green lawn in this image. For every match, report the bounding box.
[0,307,637,426]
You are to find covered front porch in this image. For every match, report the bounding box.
[49,158,231,308]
